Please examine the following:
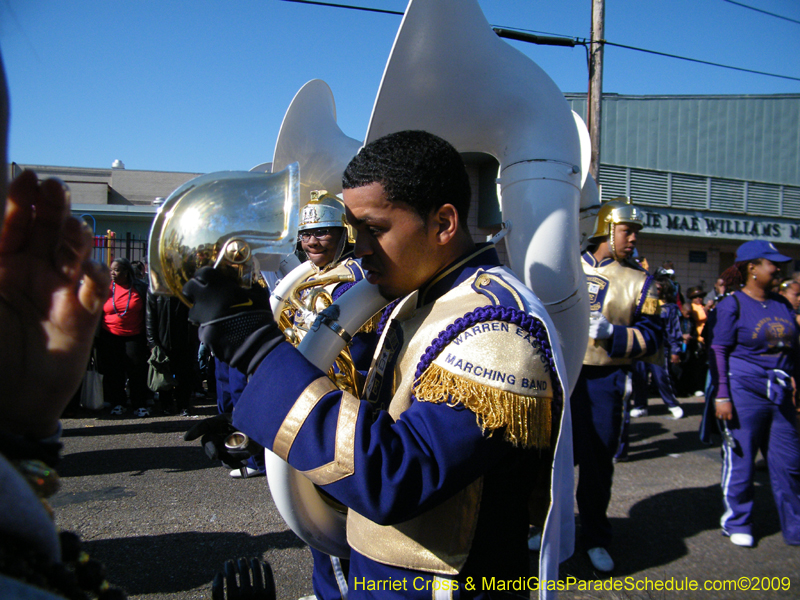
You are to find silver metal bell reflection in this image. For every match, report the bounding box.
[148,164,300,306]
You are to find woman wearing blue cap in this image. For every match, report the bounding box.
[708,240,800,548]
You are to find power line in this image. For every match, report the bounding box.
[280,0,402,16]
[721,0,800,26]
[279,0,800,83]
[603,40,800,82]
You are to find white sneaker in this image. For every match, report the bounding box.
[134,407,151,418]
[694,390,705,397]
[229,467,264,479]
[730,533,754,547]
[527,532,542,551]
[668,405,684,419]
[587,547,614,572]
[110,405,126,415]
[629,407,648,418]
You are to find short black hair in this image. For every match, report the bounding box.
[655,274,676,303]
[342,130,471,224]
[111,257,136,282]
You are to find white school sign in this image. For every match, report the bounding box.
[640,206,800,245]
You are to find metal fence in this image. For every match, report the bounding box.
[91,233,148,266]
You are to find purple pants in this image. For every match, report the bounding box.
[721,385,800,545]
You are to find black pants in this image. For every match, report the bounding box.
[97,329,148,409]
[157,348,194,410]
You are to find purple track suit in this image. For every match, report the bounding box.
[710,291,800,545]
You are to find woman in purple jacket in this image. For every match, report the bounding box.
[710,240,800,548]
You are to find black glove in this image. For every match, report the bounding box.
[182,267,285,374]
[183,413,262,470]
[212,558,276,600]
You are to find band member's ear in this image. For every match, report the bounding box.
[432,203,459,246]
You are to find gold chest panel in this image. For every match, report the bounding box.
[583,259,651,366]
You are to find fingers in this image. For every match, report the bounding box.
[1,172,72,265]
[194,266,224,284]
[0,170,37,255]
[29,177,70,261]
[183,413,233,441]
[58,217,93,282]
[78,260,111,315]
[183,422,206,441]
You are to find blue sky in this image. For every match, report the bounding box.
[1,0,798,174]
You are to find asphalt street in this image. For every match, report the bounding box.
[54,394,800,600]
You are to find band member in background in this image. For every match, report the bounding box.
[291,191,377,374]
[183,130,572,598]
[628,275,684,420]
[287,190,369,600]
[571,198,661,573]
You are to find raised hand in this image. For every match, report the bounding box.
[0,171,109,437]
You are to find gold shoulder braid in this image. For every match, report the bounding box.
[640,291,660,316]
[412,308,556,449]
[356,311,382,335]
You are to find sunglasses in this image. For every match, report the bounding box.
[298,228,333,242]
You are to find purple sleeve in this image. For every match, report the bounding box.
[709,344,731,399]
[607,311,662,359]
[708,294,739,399]
[663,304,683,355]
[709,295,738,347]
[233,342,509,525]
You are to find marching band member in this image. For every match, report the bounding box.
[291,191,369,600]
[183,131,571,598]
[571,199,661,573]
[291,191,377,374]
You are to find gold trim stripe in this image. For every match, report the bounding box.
[273,377,338,460]
[632,328,647,357]
[625,328,635,356]
[302,391,360,485]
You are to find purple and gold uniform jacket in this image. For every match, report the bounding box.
[582,251,661,366]
[234,244,572,598]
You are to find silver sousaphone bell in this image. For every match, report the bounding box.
[148,165,301,305]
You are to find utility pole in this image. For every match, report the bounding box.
[587,0,605,181]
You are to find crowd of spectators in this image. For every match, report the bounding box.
[630,257,800,406]
[67,259,209,418]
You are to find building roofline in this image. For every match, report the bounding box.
[564,92,800,100]
[71,204,158,219]
[13,163,202,177]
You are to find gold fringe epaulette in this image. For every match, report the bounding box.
[356,312,382,335]
[414,363,551,449]
[641,297,659,316]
